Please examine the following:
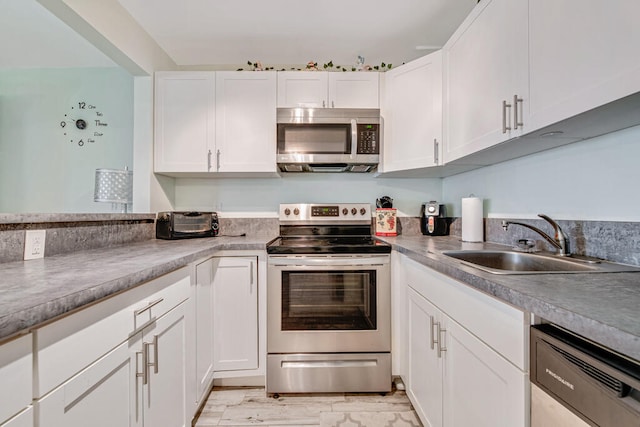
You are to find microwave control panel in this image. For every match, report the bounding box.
[356,124,379,154]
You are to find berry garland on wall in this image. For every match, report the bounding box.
[238,60,394,72]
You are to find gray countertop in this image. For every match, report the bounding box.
[1,234,638,362]
[381,235,640,361]
[0,235,272,341]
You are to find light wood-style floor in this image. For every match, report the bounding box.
[193,387,422,427]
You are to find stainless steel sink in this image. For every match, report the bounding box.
[441,250,640,274]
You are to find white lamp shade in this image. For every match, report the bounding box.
[94,168,133,204]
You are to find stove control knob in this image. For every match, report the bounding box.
[351,208,357,215]
[360,208,367,216]
[342,208,348,215]
[284,208,291,216]
[293,208,300,216]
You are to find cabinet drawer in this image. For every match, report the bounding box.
[35,267,190,397]
[403,256,528,370]
[0,407,33,427]
[0,334,32,425]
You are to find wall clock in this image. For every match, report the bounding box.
[60,101,109,147]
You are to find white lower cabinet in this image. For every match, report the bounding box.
[0,334,32,426]
[38,339,139,427]
[0,408,33,427]
[407,288,443,427]
[401,254,528,427]
[442,316,526,427]
[194,258,215,404]
[141,301,189,427]
[34,268,191,427]
[212,256,258,373]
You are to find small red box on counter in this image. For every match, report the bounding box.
[375,208,397,236]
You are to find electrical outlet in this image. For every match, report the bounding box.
[24,230,46,260]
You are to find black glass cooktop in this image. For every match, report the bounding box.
[266,235,392,254]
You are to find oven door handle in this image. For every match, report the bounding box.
[268,256,389,267]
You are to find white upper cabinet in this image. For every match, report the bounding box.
[381,51,442,173]
[154,71,277,175]
[215,72,277,173]
[154,72,215,173]
[277,72,328,108]
[527,0,640,132]
[277,71,379,108]
[443,0,528,164]
[328,73,380,108]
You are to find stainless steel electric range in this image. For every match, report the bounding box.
[266,203,392,394]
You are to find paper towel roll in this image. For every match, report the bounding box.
[461,197,483,242]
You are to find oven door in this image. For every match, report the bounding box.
[267,254,390,353]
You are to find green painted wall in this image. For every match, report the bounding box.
[0,67,134,213]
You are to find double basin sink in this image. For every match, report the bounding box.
[442,250,640,274]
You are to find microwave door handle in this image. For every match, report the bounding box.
[350,119,357,159]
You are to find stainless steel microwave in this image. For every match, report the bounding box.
[276,108,380,173]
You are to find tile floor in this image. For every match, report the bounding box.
[193,387,423,427]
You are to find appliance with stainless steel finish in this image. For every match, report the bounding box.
[266,203,392,393]
[276,108,380,173]
[531,324,640,427]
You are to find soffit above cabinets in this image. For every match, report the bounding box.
[116,0,477,67]
[0,0,116,69]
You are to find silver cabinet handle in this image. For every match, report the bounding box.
[136,350,147,385]
[437,323,447,358]
[502,100,512,134]
[249,261,254,294]
[331,101,335,108]
[322,100,326,108]
[350,119,358,159]
[207,149,212,171]
[148,335,159,375]
[513,94,523,130]
[433,139,439,165]
[216,149,221,171]
[134,298,164,317]
[430,316,438,350]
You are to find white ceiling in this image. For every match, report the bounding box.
[117,0,478,68]
[1,0,477,70]
[0,0,116,69]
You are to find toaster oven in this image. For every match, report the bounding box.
[156,211,219,239]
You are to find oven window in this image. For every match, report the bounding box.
[278,124,351,154]
[281,270,376,330]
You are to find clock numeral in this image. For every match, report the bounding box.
[78,102,86,109]
[78,139,84,146]
[60,121,66,128]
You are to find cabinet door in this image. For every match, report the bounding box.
[382,52,442,172]
[194,259,214,404]
[277,71,328,107]
[0,334,31,425]
[143,301,188,427]
[212,257,258,372]
[407,288,443,427]
[0,407,32,427]
[154,72,215,172]
[215,72,277,172]
[37,339,140,427]
[328,73,379,108]
[443,318,527,427]
[443,0,528,163]
[527,1,640,132]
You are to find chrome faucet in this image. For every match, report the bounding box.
[502,214,570,256]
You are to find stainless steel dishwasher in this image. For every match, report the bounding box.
[531,324,640,427]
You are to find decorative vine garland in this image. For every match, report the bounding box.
[238,60,394,72]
